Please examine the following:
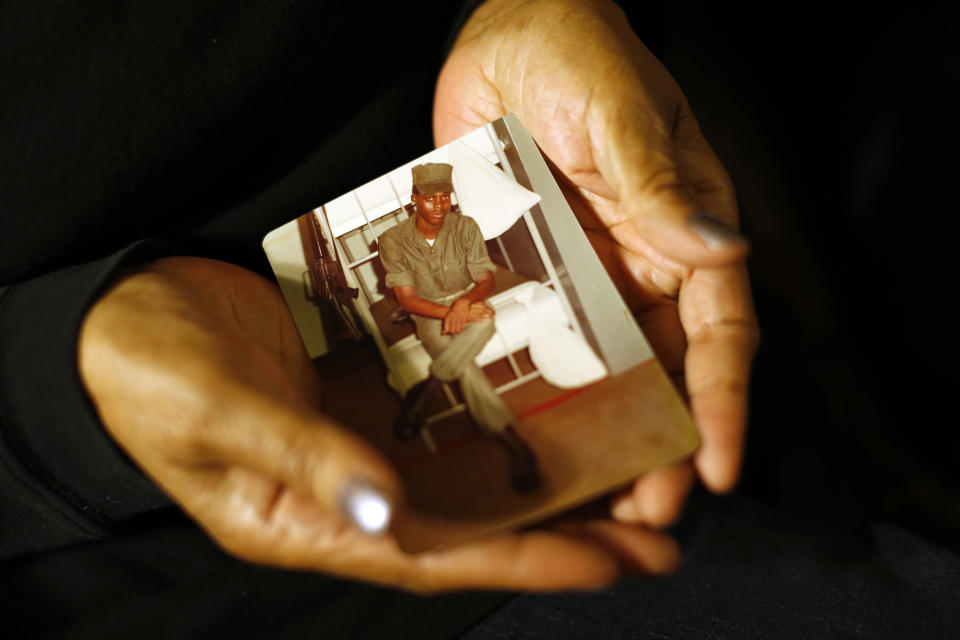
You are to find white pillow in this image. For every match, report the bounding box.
[514,285,607,389]
[450,141,542,240]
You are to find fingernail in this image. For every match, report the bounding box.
[695,451,737,494]
[610,495,641,522]
[339,478,393,535]
[687,211,747,251]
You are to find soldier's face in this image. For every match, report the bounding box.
[413,191,452,226]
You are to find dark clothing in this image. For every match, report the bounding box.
[459,492,960,640]
[2,489,957,639]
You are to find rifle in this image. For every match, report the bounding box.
[297,212,359,306]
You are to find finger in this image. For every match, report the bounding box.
[590,95,747,268]
[404,530,624,593]
[233,505,628,593]
[670,119,758,492]
[633,301,685,376]
[550,519,681,576]
[406,523,679,592]
[201,470,630,593]
[679,264,759,492]
[610,462,695,528]
[175,422,638,592]
[199,394,403,532]
[673,107,740,231]
[433,38,506,146]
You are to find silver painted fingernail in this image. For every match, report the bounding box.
[339,478,393,535]
[687,211,747,251]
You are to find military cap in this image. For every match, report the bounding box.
[411,162,454,194]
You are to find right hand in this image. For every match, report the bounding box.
[79,256,680,592]
[469,301,495,322]
[436,0,759,529]
[442,298,472,334]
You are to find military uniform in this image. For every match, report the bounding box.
[378,211,514,435]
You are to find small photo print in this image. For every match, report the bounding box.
[263,116,698,551]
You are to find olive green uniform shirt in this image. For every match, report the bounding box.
[379,211,496,302]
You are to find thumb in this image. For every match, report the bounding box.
[589,95,748,268]
[214,395,402,535]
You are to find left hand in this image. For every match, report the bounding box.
[435,0,759,527]
[79,257,681,592]
[468,301,495,322]
[442,298,472,334]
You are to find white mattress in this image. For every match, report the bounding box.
[475,282,565,366]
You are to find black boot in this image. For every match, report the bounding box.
[393,377,439,441]
[499,426,541,493]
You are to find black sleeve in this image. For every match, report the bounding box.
[0,241,177,560]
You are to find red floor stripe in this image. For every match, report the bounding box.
[518,387,586,418]
[396,387,587,468]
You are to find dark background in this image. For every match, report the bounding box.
[653,2,960,551]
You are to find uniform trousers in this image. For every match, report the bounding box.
[412,312,513,436]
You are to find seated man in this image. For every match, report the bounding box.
[378,162,539,492]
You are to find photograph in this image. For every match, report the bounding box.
[263,116,698,550]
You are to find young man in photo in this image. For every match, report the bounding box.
[378,162,540,492]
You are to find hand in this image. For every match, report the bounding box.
[442,297,472,334]
[79,257,680,591]
[435,0,759,527]
[469,300,495,322]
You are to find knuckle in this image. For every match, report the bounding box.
[690,316,759,352]
[672,105,702,139]
[276,428,323,486]
[639,165,684,199]
[688,371,749,400]
[689,176,728,197]
[170,401,225,462]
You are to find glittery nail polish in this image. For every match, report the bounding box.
[687,211,747,251]
[339,478,393,535]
